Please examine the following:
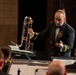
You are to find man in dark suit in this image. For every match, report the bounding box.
[28,9,75,58]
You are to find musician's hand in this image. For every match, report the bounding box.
[28,28,34,36]
[55,41,63,48]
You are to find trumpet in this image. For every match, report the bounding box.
[19,16,33,50]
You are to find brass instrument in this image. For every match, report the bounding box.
[19,16,33,50]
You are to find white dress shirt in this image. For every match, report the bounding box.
[55,28,60,40]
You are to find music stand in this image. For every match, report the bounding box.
[8,45,35,62]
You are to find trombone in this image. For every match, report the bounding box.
[19,16,33,50]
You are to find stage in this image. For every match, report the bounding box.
[7,58,76,75]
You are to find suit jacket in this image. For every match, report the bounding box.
[2,61,11,74]
[0,70,8,75]
[33,21,75,57]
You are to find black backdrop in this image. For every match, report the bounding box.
[18,0,47,51]
[18,0,76,57]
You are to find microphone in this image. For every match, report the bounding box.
[17,68,21,75]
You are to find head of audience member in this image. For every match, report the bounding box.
[46,60,66,75]
[54,9,66,27]
[0,50,4,70]
[0,46,11,62]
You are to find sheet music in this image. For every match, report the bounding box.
[8,45,19,50]
[8,45,34,54]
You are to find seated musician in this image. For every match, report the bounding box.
[0,46,12,73]
[0,50,9,75]
[46,60,67,75]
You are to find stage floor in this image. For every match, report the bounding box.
[7,59,76,75]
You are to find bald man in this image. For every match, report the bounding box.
[46,60,67,75]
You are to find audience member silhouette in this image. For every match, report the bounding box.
[46,60,67,75]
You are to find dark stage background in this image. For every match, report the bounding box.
[18,0,76,56]
[18,0,47,52]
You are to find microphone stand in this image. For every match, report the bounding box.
[17,68,21,75]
